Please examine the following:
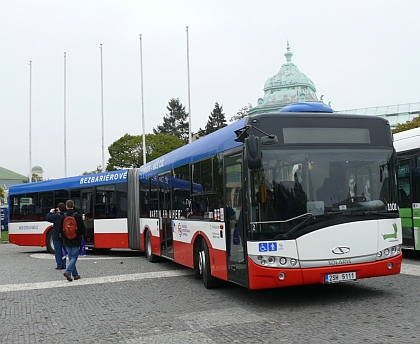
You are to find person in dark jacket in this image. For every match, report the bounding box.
[46,202,66,269]
[59,200,86,282]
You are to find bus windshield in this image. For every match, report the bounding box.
[248,148,397,240]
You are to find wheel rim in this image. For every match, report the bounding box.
[198,250,205,275]
[147,234,152,256]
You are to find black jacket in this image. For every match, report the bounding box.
[59,209,87,247]
[46,211,65,241]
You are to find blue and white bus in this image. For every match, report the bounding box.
[9,102,402,289]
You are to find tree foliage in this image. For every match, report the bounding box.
[230,105,249,122]
[0,186,4,205]
[82,166,103,175]
[199,102,227,137]
[106,133,185,171]
[153,98,189,142]
[393,116,420,133]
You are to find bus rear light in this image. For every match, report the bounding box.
[278,272,286,280]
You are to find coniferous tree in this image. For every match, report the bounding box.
[201,102,227,136]
[153,98,189,142]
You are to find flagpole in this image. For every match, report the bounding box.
[139,34,146,165]
[29,61,32,183]
[186,26,192,143]
[64,52,67,177]
[100,44,105,171]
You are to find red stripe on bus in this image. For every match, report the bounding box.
[248,254,402,290]
[9,233,47,248]
[93,233,129,249]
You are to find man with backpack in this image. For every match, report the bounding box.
[59,199,86,282]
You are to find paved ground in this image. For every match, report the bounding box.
[1,243,420,343]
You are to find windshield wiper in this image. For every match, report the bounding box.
[273,213,315,240]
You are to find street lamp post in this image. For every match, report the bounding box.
[29,61,32,183]
[100,44,105,171]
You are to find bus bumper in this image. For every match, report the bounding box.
[247,253,402,290]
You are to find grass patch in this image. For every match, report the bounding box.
[1,231,8,242]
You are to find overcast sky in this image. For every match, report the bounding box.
[1,0,419,180]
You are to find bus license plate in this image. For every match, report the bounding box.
[325,272,356,283]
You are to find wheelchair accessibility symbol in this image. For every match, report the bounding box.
[259,243,268,252]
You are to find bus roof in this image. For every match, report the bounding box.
[140,118,246,177]
[8,169,129,195]
[393,127,420,153]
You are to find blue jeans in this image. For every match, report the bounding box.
[64,246,79,277]
[53,240,66,269]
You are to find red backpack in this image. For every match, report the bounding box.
[63,213,78,240]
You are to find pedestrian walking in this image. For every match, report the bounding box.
[59,200,86,281]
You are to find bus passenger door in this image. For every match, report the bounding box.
[224,152,248,287]
[81,189,94,245]
[159,174,174,259]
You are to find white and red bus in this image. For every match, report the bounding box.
[9,102,402,289]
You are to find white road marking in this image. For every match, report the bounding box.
[400,263,420,277]
[30,253,137,260]
[0,270,194,293]
[0,262,419,294]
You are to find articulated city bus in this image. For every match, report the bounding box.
[8,170,135,253]
[138,102,402,289]
[8,170,198,253]
[9,102,402,289]
[393,127,420,250]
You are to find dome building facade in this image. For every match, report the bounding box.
[248,42,322,116]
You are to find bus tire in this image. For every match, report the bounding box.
[46,230,54,254]
[194,239,203,279]
[202,240,219,289]
[146,230,159,263]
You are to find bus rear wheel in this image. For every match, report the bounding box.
[201,240,220,289]
[46,230,54,254]
[146,230,159,263]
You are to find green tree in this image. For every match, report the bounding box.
[200,102,227,137]
[82,165,103,175]
[230,105,249,122]
[0,186,4,205]
[106,133,185,171]
[393,116,420,133]
[153,98,189,142]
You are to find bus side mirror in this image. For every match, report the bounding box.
[245,134,262,170]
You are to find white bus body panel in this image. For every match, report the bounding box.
[93,218,127,233]
[9,221,49,235]
[248,219,401,266]
[141,218,226,250]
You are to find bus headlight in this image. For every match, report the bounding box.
[249,255,300,268]
[376,245,401,261]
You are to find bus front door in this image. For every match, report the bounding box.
[224,152,249,287]
[159,173,174,259]
[81,189,94,246]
